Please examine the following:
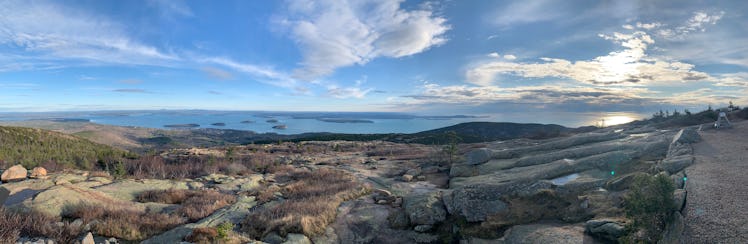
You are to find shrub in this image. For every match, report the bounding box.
[185,227,218,243]
[0,207,82,244]
[136,189,236,222]
[216,222,234,239]
[621,174,676,242]
[243,168,369,238]
[63,204,184,241]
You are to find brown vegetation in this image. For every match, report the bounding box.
[243,168,370,238]
[63,204,183,240]
[0,207,81,244]
[63,189,235,241]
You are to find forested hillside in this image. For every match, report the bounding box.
[0,126,133,169]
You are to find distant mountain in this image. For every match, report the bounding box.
[0,126,133,169]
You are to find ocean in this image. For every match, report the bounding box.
[0,110,649,135]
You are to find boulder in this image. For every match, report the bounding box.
[659,211,684,244]
[466,148,492,165]
[443,185,510,222]
[585,218,627,242]
[671,127,701,145]
[81,232,95,244]
[1,164,28,182]
[401,174,414,182]
[29,184,137,216]
[671,171,686,189]
[403,191,446,226]
[449,164,476,177]
[283,233,312,244]
[29,167,48,179]
[413,225,432,232]
[659,155,694,174]
[0,186,9,205]
[332,200,438,243]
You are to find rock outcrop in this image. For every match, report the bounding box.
[1,164,27,182]
[585,218,627,242]
[403,191,447,227]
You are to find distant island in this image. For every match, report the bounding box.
[272,124,287,129]
[48,118,90,122]
[317,118,374,123]
[211,123,226,126]
[240,120,255,124]
[164,123,200,128]
[266,119,279,123]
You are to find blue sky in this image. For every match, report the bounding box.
[1,0,747,115]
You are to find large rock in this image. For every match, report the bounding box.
[30,167,48,179]
[1,164,27,182]
[671,127,701,145]
[403,191,447,226]
[585,218,627,242]
[28,184,139,216]
[96,179,189,201]
[659,155,694,174]
[81,232,95,244]
[330,199,437,244]
[443,185,511,222]
[466,148,493,165]
[283,233,312,244]
[659,211,684,244]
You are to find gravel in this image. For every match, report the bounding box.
[681,120,748,243]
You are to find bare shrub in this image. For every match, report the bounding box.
[0,207,82,244]
[63,203,185,241]
[243,168,369,238]
[136,189,236,222]
[186,227,218,243]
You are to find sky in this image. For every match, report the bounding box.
[1,0,747,115]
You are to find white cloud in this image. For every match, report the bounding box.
[487,52,501,58]
[466,31,710,86]
[0,0,177,67]
[656,11,724,40]
[202,57,298,88]
[280,0,449,80]
[200,67,234,80]
[503,54,517,60]
[327,86,372,99]
[636,22,662,30]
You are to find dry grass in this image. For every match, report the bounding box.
[0,207,82,244]
[136,189,236,221]
[63,189,235,241]
[186,227,218,243]
[243,168,369,238]
[63,204,184,241]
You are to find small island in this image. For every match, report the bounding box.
[266,119,279,123]
[164,123,200,128]
[240,120,255,124]
[272,124,287,129]
[211,123,226,126]
[317,118,374,123]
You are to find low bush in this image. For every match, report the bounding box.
[185,227,218,243]
[136,189,236,222]
[0,207,82,244]
[243,168,369,238]
[63,204,183,241]
[621,173,676,242]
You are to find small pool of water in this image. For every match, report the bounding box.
[550,173,580,185]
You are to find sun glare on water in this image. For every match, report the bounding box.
[603,115,636,126]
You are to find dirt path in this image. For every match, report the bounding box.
[681,120,748,243]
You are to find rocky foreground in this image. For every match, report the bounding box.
[0,122,707,243]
